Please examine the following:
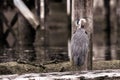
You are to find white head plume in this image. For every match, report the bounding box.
[75,18,87,29]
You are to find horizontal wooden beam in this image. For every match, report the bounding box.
[1,69,120,80]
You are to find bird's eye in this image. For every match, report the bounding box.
[77,19,80,25]
[81,25,84,28]
[85,31,88,34]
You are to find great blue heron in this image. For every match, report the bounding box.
[71,18,89,67]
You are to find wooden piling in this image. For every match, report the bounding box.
[17,13,36,62]
[71,0,93,70]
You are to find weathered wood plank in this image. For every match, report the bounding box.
[1,70,120,80]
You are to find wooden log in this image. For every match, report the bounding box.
[1,69,120,80]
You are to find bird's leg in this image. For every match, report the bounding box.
[80,53,88,71]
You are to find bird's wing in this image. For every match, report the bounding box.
[71,29,89,55]
[71,30,89,66]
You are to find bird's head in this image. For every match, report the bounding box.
[75,18,87,29]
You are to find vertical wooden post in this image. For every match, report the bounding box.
[40,0,46,61]
[71,0,85,34]
[85,0,94,70]
[35,0,40,18]
[71,0,93,70]
[35,0,49,63]
[67,0,72,64]
[104,0,111,60]
[44,0,49,60]
[17,1,36,62]
[116,0,120,60]
[0,11,4,55]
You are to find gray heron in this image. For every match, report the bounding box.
[71,18,89,67]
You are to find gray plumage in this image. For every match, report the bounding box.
[71,28,89,66]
